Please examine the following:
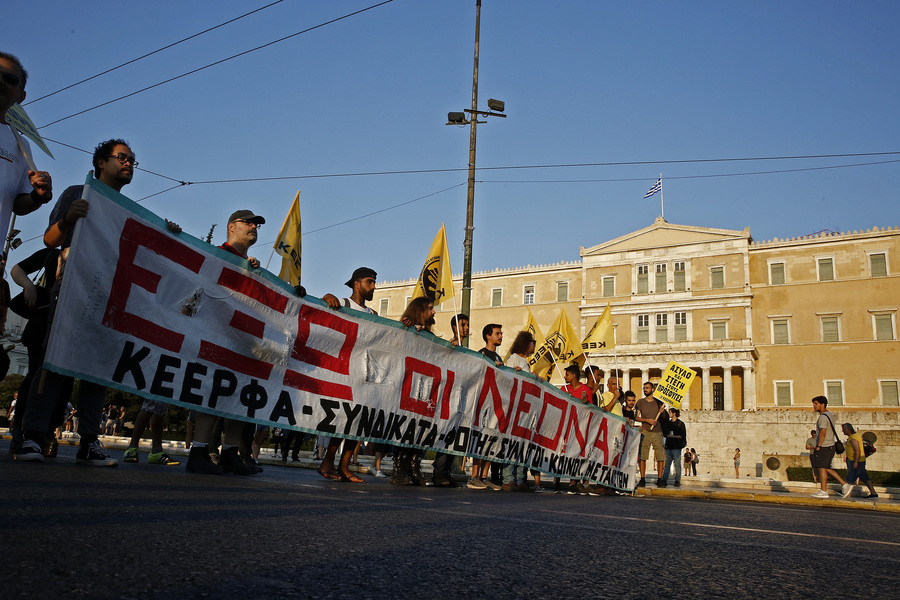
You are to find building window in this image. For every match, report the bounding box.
[655,263,667,293]
[825,381,844,406]
[821,316,840,343]
[770,262,785,285]
[602,276,615,298]
[881,380,900,406]
[870,253,887,278]
[710,266,724,289]
[491,288,502,308]
[874,313,894,341]
[774,381,793,406]
[379,298,389,315]
[637,314,650,343]
[637,265,649,295]
[523,285,535,305]
[673,261,685,292]
[711,321,727,341]
[404,295,411,308]
[557,281,568,303]
[772,318,790,345]
[674,311,687,341]
[817,257,834,281]
[656,313,668,343]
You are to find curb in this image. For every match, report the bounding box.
[637,486,900,513]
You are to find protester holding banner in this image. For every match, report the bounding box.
[600,376,625,417]
[392,297,437,486]
[13,139,148,465]
[502,332,537,491]
[430,314,469,487]
[7,246,59,454]
[468,323,504,491]
[320,267,381,484]
[185,209,265,476]
[0,52,53,243]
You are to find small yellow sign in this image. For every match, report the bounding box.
[654,360,696,409]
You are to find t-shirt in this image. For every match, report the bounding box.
[506,353,530,372]
[478,347,503,366]
[0,125,33,245]
[47,185,85,249]
[635,396,664,433]
[563,383,592,403]
[845,432,865,463]
[816,411,837,447]
[601,391,624,416]
[342,297,375,315]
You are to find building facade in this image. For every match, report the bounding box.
[374,217,899,413]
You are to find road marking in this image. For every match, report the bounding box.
[540,509,900,547]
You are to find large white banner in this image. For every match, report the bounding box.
[45,176,640,490]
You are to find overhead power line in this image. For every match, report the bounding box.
[24,0,285,106]
[37,0,395,129]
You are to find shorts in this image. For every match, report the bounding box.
[846,461,871,484]
[640,430,665,462]
[810,446,835,469]
[140,398,170,417]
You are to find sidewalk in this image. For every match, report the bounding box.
[8,430,899,513]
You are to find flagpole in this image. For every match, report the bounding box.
[659,173,664,219]
[613,327,621,390]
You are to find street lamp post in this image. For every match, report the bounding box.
[446,0,505,347]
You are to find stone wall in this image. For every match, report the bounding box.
[679,410,900,477]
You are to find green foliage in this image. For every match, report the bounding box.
[0,374,25,403]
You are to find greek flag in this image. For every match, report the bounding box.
[643,177,662,198]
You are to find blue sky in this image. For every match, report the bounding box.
[7,1,899,298]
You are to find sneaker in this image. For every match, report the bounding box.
[517,483,533,493]
[124,447,139,463]
[585,485,602,497]
[219,447,258,476]
[865,493,879,499]
[246,456,264,473]
[186,446,224,474]
[501,483,517,492]
[811,490,829,499]
[637,478,646,488]
[374,469,387,478]
[13,439,44,462]
[657,480,668,488]
[482,479,501,491]
[533,486,544,493]
[673,481,681,487]
[576,483,591,496]
[566,485,579,495]
[148,451,180,466]
[467,477,487,490]
[841,483,853,499]
[76,440,118,467]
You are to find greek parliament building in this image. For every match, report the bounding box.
[373,218,900,476]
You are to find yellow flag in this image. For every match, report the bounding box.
[411,223,455,305]
[582,303,615,351]
[529,308,583,376]
[274,191,302,286]
[505,307,545,362]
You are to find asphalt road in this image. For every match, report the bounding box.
[3,446,898,599]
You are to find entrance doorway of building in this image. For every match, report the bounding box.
[713,382,724,410]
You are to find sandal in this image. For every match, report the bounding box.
[339,472,366,484]
[317,468,341,481]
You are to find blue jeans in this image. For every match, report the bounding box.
[662,448,682,483]
[502,463,524,485]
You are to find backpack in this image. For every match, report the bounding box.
[862,440,877,457]
[692,453,699,464]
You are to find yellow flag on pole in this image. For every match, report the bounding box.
[529,308,583,376]
[582,303,615,351]
[411,223,455,305]
[273,191,302,286]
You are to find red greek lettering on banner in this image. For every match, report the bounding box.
[197,267,289,380]
[103,218,205,353]
[510,379,542,440]
[532,389,568,451]
[283,303,357,401]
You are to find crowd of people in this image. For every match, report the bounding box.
[0,51,882,500]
